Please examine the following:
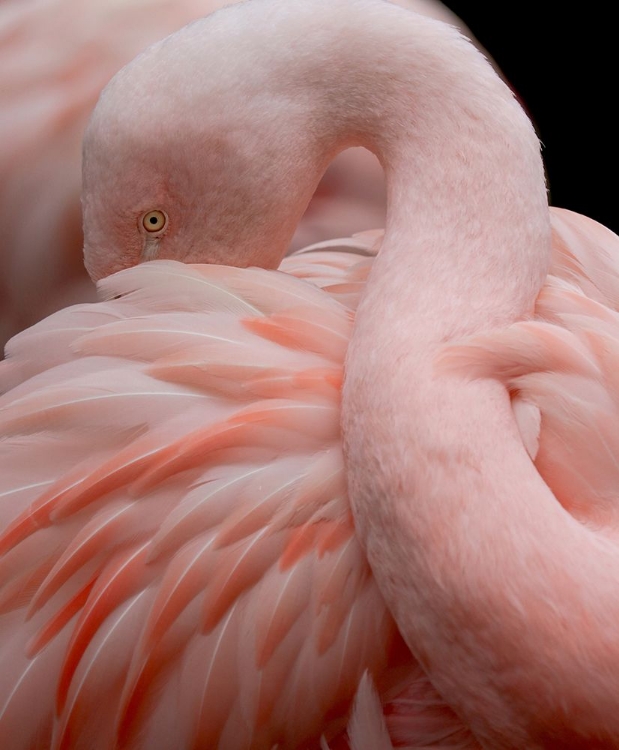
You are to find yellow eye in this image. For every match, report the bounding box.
[141,210,167,233]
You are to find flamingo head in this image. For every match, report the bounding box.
[81,3,331,282]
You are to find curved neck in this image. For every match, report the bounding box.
[277,3,619,747]
[147,0,550,277]
[285,0,551,329]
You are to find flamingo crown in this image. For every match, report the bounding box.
[81,1,619,747]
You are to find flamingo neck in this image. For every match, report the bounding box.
[325,5,619,746]
[230,1,619,746]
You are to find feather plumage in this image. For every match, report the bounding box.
[1,253,470,748]
[4,206,619,746]
[0,204,619,748]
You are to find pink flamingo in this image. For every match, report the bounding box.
[0,0,475,351]
[1,0,618,746]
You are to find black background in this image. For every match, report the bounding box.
[443,5,616,234]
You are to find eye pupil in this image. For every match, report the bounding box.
[149,217,158,225]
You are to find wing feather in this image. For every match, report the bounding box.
[0,256,463,748]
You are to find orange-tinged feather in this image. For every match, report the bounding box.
[140,538,215,652]
[279,523,323,569]
[26,578,96,659]
[255,559,313,667]
[56,544,154,712]
[201,529,286,632]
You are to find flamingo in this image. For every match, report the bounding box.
[2,0,618,747]
[0,0,477,351]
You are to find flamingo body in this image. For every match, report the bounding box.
[2,207,619,747]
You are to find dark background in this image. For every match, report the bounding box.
[442,5,616,234]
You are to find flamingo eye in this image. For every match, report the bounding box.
[141,210,168,233]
